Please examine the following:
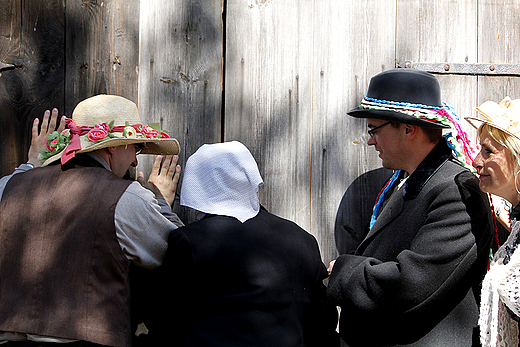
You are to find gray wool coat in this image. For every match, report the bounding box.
[327,141,494,347]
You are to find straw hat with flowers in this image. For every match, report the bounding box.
[39,94,179,166]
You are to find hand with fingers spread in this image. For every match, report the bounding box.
[138,155,181,206]
[28,108,66,167]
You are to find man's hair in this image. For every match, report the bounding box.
[479,123,520,171]
[390,122,443,144]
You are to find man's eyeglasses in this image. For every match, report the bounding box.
[367,121,391,137]
[135,143,145,155]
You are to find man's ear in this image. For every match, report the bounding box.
[404,124,419,139]
[106,146,117,155]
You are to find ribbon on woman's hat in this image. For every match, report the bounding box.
[39,95,180,166]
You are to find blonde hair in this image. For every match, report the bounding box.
[479,123,520,171]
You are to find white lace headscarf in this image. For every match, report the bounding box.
[180,141,264,223]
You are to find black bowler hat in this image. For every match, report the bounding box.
[348,68,449,129]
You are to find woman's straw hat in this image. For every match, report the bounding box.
[465,96,520,140]
[41,95,179,166]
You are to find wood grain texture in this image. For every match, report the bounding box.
[225,0,314,228]
[477,0,520,108]
[396,0,478,138]
[0,0,64,176]
[65,0,140,114]
[138,0,223,221]
[310,0,396,263]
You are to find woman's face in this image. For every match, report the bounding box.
[472,127,518,204]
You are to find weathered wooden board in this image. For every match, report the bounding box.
[477,0,520,109]
[310,1,397,264]
[65,0,140,114]
[0,0,65,176]
[396,0,479,139]
[224,0,396,264]
[224,0,315,236]
[138,0,223,221]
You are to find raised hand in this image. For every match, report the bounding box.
[28,108,66,167]
[138,155,181,206]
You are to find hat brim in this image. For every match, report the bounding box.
[347,108,449,129]
[464,116,520,141]
[42,136,180,167]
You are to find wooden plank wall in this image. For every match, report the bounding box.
[138,0,223,220]
[477,0,520,110]
[2,0,520,269]
[0,0,65,174]
[65,0,140,114]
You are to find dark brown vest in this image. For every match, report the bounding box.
[0,159,133,347]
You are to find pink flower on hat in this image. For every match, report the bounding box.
[142,125,159,138]
[46,139,58,151]
[88,125,109,142]
[160,131,170,138]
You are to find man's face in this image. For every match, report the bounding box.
[366,118,407,171]
[109,144,140,178]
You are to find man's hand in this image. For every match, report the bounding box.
[28,108,66,167]
[327,260,336,276]
[138,155,181,206]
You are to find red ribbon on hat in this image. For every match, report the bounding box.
[61,118,90,165]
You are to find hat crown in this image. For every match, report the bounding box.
[366,69,442,107]
[72,95,141,127]
[471,96,520,138]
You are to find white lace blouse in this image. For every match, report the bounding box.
[480,206,520,346]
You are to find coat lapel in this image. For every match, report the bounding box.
[357,184,404,253]
[355,141,454,255]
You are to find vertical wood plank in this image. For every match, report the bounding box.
[311,1,397,263]
[65,0,140,115]
[396,0,478,138]
[477,0,520,107]
[225,0,314,234]
[0,0,65,176]
[139,0,223,221]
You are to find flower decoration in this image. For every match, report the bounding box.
[38,119,171,163]
[138,122,170,139]
[87,121,116,143]
[141,125,159,138]
[39,129,72,162]
[123,126,137,138]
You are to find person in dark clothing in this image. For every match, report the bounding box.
[141,141,339,347]
[327,69,494,346]
[0,95,182,347]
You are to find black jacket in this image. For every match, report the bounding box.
[327,141,494,346]
[140,207,338,347]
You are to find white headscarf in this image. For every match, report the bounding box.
[180,141,264,223]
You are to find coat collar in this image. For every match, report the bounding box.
[356,140,454,254]
[401,140,453,200]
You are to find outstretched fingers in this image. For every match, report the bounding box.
[28,108,64,167]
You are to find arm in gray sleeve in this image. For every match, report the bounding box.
[115,181,181,269]
[0,164,34,200]
[157,198,184,228]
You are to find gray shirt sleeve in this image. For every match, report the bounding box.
[115,181,182,269]
[0,164,34,200]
